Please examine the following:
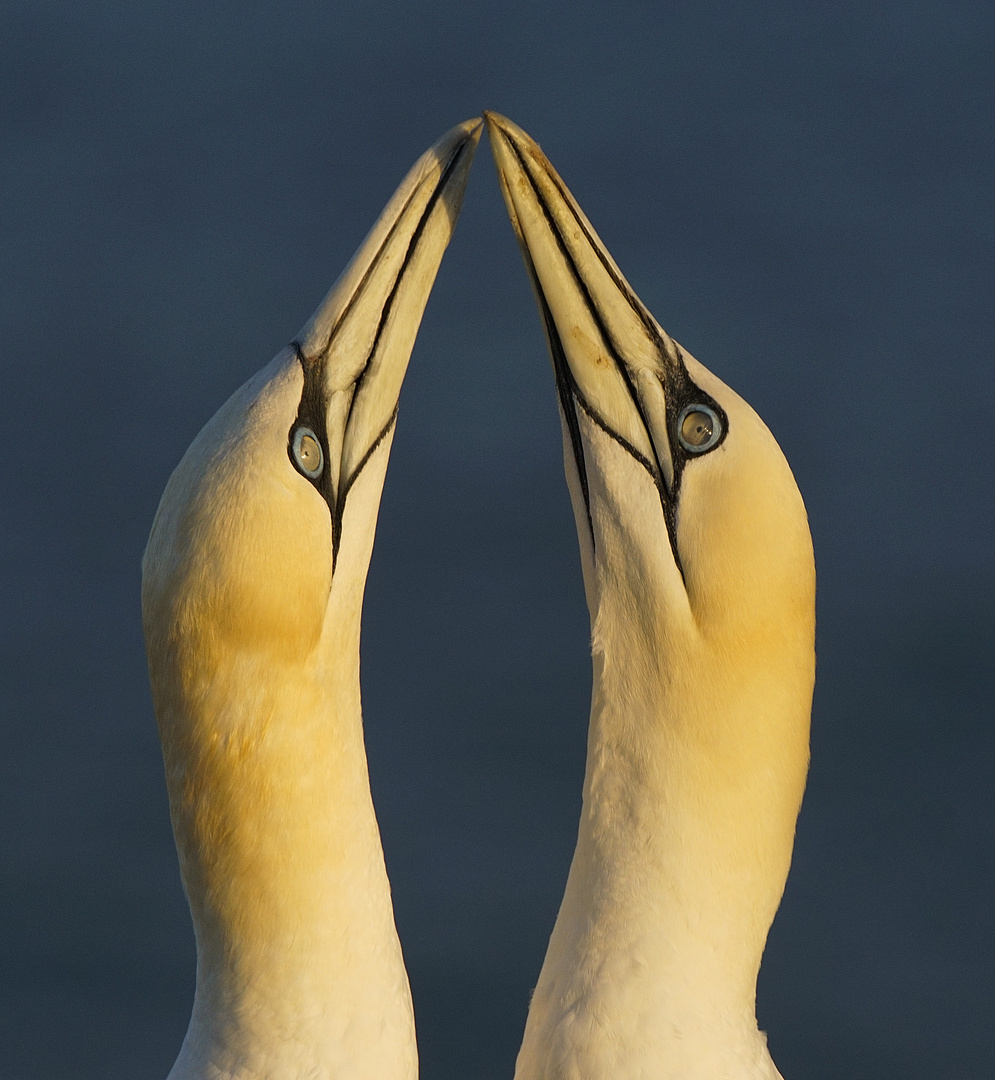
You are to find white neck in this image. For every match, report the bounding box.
[150,590,416,1080]
[515,568,810,1080]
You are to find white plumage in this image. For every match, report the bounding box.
[141,107,813,1080]
[142,118,481,1080]
[486,112,815,1080]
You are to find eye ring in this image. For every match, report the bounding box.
[677,404,722,454]
[291,426,324,479]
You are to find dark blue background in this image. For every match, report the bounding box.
[1,2,992,1077]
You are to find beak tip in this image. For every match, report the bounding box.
[466,117,485,153]
[482,111,534,149]
[460,115,485,143]
[296,120,483,361]
[427,117,486,179]
[481,113,555,190]
[482,110,512,134]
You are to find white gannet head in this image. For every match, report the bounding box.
[485,113,813,652]
[486,112,814,1079]
[141,118,481,1080]
[144,118,482,653]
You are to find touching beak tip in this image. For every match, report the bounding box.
[482,110,527,144]
[482,113,558,217]
[483,111,517,161]
[482,113,523,198]
[296,119,483,363]
[433,116,484,165]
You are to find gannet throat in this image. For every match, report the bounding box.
[142,118,481,1080]
[486,112,815,1080]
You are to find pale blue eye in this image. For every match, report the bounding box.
[292,426,324,479]
[677,404,722,453]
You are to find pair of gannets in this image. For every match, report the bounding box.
[143,114,815,1080]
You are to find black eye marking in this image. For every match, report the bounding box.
[288,342,332,495]
[282,137,473,573]
[287,345,399,574]
[502,137,733,584]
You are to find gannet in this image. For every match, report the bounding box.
[485,113,815,1080]
[141,118,482,1080]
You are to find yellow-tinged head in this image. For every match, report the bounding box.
[486,111,814,1079]
[139,119,481,1080]
[144,118,482,674]
[143,354,329,675]
[484,112,814,659]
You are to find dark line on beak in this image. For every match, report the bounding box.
[542,166,680,369]
[337,404,399,510]
[341,133,471,438]
[572,390,684,583]
[302,128,478,365]
[503,135,685,579]
[292,132,474,573]
[331,404,399,569]
[538,158,732,519]
[528,253,594,544]
[303,186,423,366]
[504,138,671,493]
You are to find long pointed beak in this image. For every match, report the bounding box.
[484,111,686,509]
[293,118,482,533]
